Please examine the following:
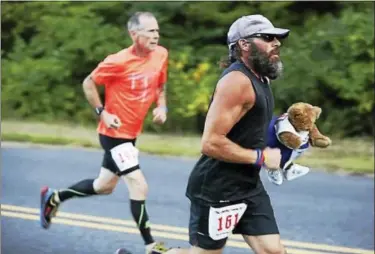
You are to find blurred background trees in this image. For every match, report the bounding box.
[2,1,374,137]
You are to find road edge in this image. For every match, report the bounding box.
[2,141,373,178]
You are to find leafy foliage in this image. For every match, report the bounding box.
[1,2,374,136]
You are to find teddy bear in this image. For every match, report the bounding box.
[264,102,332,185]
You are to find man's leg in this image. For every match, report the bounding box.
[40,166,119,229]
[243,234,286,254]
[116,168,171,253]
[121,169,177,253]
[232,191,285,254]
[121,169,157,253]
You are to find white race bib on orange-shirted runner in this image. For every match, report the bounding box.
[208,203,247,240]
[110,143,139,172]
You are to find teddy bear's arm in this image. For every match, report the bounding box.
[309,124,332,148]
[278,132,302,150]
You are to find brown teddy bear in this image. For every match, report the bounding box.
[280,102,332,149]
[265,102,332,185]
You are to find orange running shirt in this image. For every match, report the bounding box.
[91,45,168,139]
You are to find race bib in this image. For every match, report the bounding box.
[208,203,247,240]
[110,143,139,172]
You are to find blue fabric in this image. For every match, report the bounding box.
[267,116,309,168]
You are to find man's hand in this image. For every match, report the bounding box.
[101,110,122,129]
[263,147,282,170]
[152,106,167,124]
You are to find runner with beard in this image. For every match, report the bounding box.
[185,15,290,254]
[116,14,291,254]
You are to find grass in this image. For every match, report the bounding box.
[1,120,374,175]
[2,133,97,148]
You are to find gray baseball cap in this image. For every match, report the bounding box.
[227,14,290,47]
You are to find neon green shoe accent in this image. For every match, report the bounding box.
[152,242,170,253]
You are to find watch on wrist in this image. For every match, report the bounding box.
[95,106,104,116]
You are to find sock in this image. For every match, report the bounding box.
[130,200,154,245]
[52,179,97,203]
[283,162,294,171]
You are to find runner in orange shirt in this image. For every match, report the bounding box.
[40,12,171,254]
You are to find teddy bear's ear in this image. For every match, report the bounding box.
[313,106,322,119]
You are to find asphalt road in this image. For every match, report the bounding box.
[1,144,374,254]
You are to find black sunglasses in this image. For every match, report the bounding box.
[246,34,279,42]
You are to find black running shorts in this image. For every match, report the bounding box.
[99,134,139,176]
[188,190,279,250]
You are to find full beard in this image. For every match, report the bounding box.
[247,42,283,80]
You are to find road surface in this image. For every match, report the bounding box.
[1,144,374,254]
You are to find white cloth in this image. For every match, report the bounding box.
[274,115,310,161]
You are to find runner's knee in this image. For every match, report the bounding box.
[139,181,149,196]
[129,177,148,197]
[123,170,149,199]
[96,183,116,194]
[93,176,118,194]
[262,243,285,254]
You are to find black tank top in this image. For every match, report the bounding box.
[185,61,274,205]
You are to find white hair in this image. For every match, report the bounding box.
[127,12,155,31]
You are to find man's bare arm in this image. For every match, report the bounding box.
[201,71,258,164]
[156,84,167,108]
[82,75,103,109]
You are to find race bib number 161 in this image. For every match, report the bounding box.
[110,143,139,172]
[208,203,247,240]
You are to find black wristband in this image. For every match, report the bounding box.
[95,106,104,116]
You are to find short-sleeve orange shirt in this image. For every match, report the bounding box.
[91,45,168,139]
